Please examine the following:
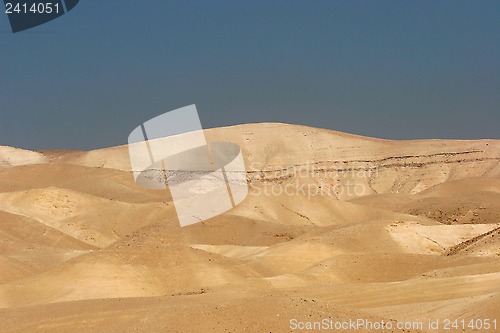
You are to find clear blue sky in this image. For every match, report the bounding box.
[1,0,499,150]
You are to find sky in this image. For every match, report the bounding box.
[0,0,499,150]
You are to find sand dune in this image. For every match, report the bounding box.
[0,146,48,169]
[0,123,498,332]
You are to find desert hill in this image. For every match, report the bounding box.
[0,123,498,332]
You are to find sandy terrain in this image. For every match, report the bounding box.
[0,123,498,332]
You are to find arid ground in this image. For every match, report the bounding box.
[0,123,499,332]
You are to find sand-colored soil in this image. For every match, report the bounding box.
[0,123,498,332]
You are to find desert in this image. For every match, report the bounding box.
[0,123,499,332]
